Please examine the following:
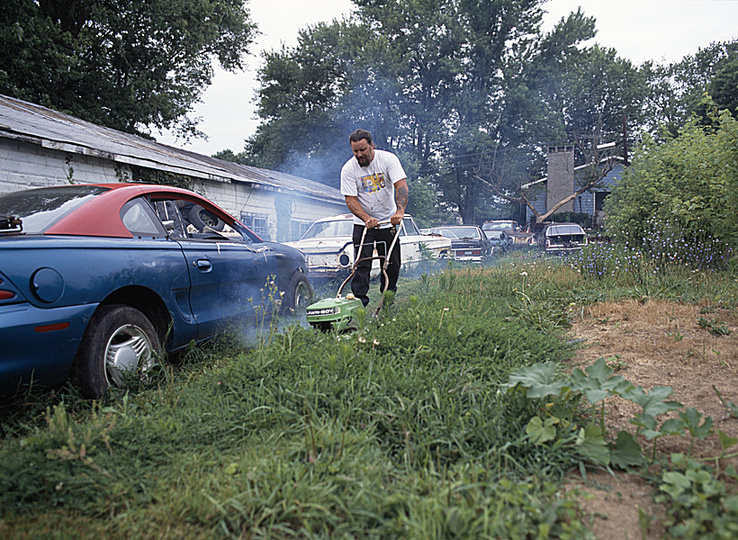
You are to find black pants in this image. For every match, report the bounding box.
[351,224,401,307]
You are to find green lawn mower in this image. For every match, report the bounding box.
[306,221,403,332]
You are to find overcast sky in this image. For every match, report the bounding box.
[157,0,738,155]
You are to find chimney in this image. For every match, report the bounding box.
[547,145,575,214]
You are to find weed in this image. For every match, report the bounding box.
[697,316,732,336]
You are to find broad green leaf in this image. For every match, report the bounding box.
[576,423,610,466]
[610,431,644,469]
[660,471,691,499]
[659,418,686,437]
[525,416,558,445]
[630,385,682,417]
[506,363,568,399]
[679,407,714,439]
[718,430,738,451]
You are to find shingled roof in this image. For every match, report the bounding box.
[0,94,343,203]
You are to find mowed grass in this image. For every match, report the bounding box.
[2,254,737,538]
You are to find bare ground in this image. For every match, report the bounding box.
[564,299,738,539]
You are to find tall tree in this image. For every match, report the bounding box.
[245,0,633,225]
[0,0,255,138]
[648,39,738,135]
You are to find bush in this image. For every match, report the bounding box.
[605,107,738,251]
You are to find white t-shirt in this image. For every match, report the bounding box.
[340,149,407,226]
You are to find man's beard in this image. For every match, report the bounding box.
[356,155,370,167]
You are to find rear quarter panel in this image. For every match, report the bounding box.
[0,236,196,389]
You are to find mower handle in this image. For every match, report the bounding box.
[335,219,406,301]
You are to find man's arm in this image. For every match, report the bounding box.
[345,195,379,229]
[391,178,409,225]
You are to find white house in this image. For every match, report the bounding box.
[0,94,345,242]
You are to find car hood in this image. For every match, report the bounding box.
[285,237,353,252]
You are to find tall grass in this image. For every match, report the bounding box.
[2,254,737,538]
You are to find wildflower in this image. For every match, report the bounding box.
[520,271,528,276]
[373,339,379,346]
[358,336,366,343]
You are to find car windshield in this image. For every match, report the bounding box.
[0,185,109,234]
[432,227,479,239]
[482,222,513,231]
[301,219,353,239]
[547,224,584,236]
[486,231,503,239]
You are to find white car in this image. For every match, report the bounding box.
[286,214,451,279]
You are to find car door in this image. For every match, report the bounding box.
[398,216,423,267]
[153,197,277,340]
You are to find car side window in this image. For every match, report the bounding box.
[121,198,167,237]
[153,200,189,238]
[152,197,246,243]
[400,217,419,236]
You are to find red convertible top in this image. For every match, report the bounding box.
[44,183,234,238]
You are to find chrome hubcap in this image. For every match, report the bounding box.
[105,324,153,387]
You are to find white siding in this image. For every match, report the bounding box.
[0,138,130,194]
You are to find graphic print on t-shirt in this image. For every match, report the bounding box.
[359,172,386,193]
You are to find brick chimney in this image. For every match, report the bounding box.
[547,145,575,214]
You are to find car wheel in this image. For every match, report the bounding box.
[75,305,161,399]
[282,273,312,315]
[189,205,225,232]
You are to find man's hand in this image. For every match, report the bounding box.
[364,217,379,229]
[390,210,404,226]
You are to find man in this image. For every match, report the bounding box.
[340,128,409,307]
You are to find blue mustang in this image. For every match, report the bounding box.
[0,184,311,399]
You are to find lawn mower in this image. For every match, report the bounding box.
[306,220,403,332]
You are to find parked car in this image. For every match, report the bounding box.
[482,219,534,247]
[538,222,588,253]
[0,183,311,399]
[427,225,492,262]
[286,214,451,279]
[485,229,514,253]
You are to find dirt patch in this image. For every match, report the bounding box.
[565,299,738,539]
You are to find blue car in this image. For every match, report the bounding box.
[0,184,311,399]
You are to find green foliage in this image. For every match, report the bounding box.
[245,0,630,221]
[0,0,255,138]
[655,454,738,538]
[606,108,738,252]
[650,39,738,133]
[0,266,584,537]
[3,260,738,536]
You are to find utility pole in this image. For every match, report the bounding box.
[622,113,629,166]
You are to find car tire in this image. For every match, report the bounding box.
[282,273,312,315]
[189,205,225,232]
[75,305,161,399]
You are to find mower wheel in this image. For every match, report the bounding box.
[310,321,333,333]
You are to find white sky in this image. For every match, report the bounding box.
[157,0,738,155]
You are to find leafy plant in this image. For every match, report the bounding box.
[655,454,738,538]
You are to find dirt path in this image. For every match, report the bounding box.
[564,299,738,539]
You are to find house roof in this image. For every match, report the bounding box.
[0,94,344,204]
[522,156,626,191]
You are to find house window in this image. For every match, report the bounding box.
[290,221,311,241]
[595,192,608,212]
[240,213,269,239]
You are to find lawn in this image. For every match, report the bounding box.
[2,252,737,538]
